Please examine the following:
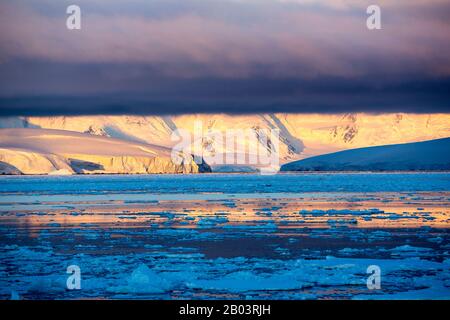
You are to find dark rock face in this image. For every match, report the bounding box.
[0,161,22,175]
[194,156,212,173]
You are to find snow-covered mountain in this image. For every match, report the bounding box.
[281,137,450,171]
[0,113,449,173]
[0,128,210,175]
[1,113,449,157]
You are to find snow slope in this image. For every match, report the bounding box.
[0,128,210,175]
[281,137,450,171]
[1,113,449,164]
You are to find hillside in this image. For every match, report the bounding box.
[0,128,210,175]
[280,138,450,172]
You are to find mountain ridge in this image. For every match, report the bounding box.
[1,113,449,173]
[1,113,449,163]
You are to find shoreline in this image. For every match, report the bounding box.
[2,170,450,177]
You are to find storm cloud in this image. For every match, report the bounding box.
[0,0,449,115]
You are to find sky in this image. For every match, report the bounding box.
[0,0,449,116]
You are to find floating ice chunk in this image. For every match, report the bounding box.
[327,218,357,225]
[3,244,19,250]
[197,216,229,226]
[388,245,433,257]
[338,248,363,255]
[109,264,172,294]
[118,216,137,219]
[222,222,277,230]
[390,245,432,252]
[427,237,443,243]
[190,270,304,292]
[368,230,392,241]
[46,223,61,227]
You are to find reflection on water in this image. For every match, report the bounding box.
[0,173,449,299]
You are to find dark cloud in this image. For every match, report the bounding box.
[0,0,449,116]
[1,60,448,116]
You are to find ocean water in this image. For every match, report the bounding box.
[0,173,449,299]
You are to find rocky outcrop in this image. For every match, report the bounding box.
[66,154,210,174]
